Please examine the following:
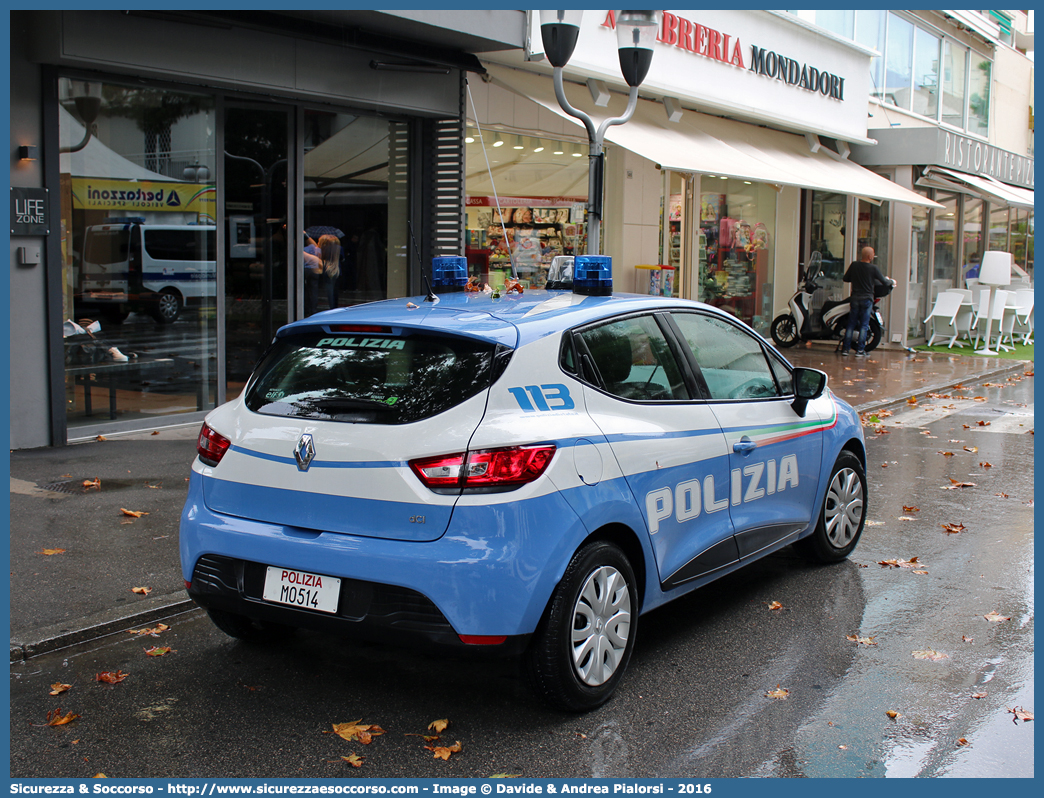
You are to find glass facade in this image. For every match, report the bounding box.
[968,57,992,137]
[59,77,218,430]
[698,177,776,334]
[941,40,967,129]
[908,199,931,339]
[912,27,941,119]
[885,13,914,109]
[931,192,959,302]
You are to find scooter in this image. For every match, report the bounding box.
[770,254,887,352]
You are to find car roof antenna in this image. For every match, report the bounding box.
[408,220,439,303]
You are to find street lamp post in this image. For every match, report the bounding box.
[540,10,658,256]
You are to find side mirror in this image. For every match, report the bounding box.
[791,367,827,417]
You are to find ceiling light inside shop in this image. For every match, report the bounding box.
[553,143,565,155]
[572,142,583,157]
[465,128,476,144]
[492,132,504,147]
[533,139,545,153]
[513,135,525,150]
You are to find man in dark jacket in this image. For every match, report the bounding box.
[841,246,896,356]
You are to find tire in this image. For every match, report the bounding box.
[770,314,800,348]
[525,541,637,712]
[795,451,866,563]
[151,289,182,324]
[206,608,295,643]
[865,317,883,352]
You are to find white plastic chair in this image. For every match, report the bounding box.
[1012,289,1034,344]
[965,277,979,291]
[972,289,1015,350]
[946,290,975,345]
[923,291,965,347]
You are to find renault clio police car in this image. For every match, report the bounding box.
[180,256,868,711]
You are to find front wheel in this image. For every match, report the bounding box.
[150,288,183,324]
[770,314,800,348]
[525,541,637,712]
[795,451,867,563]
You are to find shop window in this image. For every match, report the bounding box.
[698,178,776,334]
[908,198,931,340]
[912,28,941,119]
[807,191,847,324]
[961,198,984,282]
[58,77,217,432]
[463,133,589,288]
[941,41,967,129]
[931,192,958,300]
[1009,208,1033,282]
[988,206,1010,254]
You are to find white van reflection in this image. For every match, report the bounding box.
[78,220,216,324]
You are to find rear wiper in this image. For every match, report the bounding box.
[313,397,397,412]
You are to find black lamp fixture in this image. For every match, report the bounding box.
[539,10,658,255]
[18,145,38,161]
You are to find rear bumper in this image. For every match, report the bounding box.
[187,553,530,656]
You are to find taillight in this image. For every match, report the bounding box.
[409,445,556,491]
[197,422,231,467]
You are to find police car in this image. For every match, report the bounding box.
[180,256,868,711]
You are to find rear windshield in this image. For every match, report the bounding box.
[244,331,498,424]
[84,230,130,266]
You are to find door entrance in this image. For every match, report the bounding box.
[223,106,291,398]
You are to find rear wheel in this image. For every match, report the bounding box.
[865,317,883,352]
[795,451,866,563]
[150,288,182,324]
[770,314,799,348]
[525,541,637,711]
[206,608,295,642]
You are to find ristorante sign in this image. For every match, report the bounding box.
[601,10,847,101]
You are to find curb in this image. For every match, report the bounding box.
[853,359,1031,414]
[10,595,199,662]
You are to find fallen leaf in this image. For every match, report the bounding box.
[765,684,790,699]
[964,446,979,453]
[957,738,969,746]
[120,508,149,518]
[979,461,993,468]
[95,436,107,442]
[406,302,419,309]
[941,522,966,534]
[977,420,991,426]
[972,692,987,699]
[846,634,877,646]
[96,670,129,684]
[767,601,783,611]
[995,492,1009,498]
[1007,707,1033,724]
[46,708,79,726]
[83,478,101,491]
[49,683,72,696]
[881,463,889,468]
[131,586,152,596]
[128,623,169,637]
[328,721,386,745]
[903,506,920,513]
[40,548,66,556]
[898,516,917,521]
[878,557,923,569]
[886,710,901,720]
[151,431,160,436]
[428,718,449,734]
[341,754,364,768]
[426,741,462,760]
[962,424,971,429]
[942,478,976,490]
[838,745,848,750]
[907,396,918,405]
[973,397,987,402]
[963,636,975,644]
[912,649,948,661]
[938,451,955,457]
[93,775,107,779]
[983,611,1011,623]
[1024,371,1033,377]
[875,427,891,434]
[912,570,929,575]
[143,646,172,657]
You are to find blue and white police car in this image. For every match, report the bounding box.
[180,256,868,711]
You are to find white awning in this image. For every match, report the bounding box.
[921,166,1034,210]
[484,64,943,209]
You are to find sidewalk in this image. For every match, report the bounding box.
[8,346,1031,661]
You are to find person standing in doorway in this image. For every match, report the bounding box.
[303,233,322,316]
[841,246,896,356]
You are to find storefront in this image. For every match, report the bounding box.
[11,10,522,448]
[472,10,938,335]
[850,128,1034,343]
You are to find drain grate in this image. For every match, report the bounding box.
[38,480,83,494]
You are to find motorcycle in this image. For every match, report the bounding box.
[770,253,889,352]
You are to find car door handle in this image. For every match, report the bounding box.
[733,437,757,454]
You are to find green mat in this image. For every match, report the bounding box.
[915,340,1034,361]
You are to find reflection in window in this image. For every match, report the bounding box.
[885,13,913,109]
[968,58,991,137]
[815,10,853,38]
[908,197,930,339]
[856,10,887,101]
[931,193,958,294]
[670,312,780,401]
[58,77,217,430]
[912,27,940,119]
[941,41,967,128]
[578,316,688,401]
[1009,208,1033,281]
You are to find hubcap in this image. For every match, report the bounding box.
[159,293,179,319]
[571,565,631,686]
[824,467,863,548]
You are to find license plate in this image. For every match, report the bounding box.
[262,567,340,614]
[86,290,126,301]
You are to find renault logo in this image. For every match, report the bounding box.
[294,434,316,471]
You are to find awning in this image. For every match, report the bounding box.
[919,166,1035,210]
[483,64,943,209]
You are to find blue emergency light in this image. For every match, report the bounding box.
[430,256,468,292]
[572,255,613,296]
